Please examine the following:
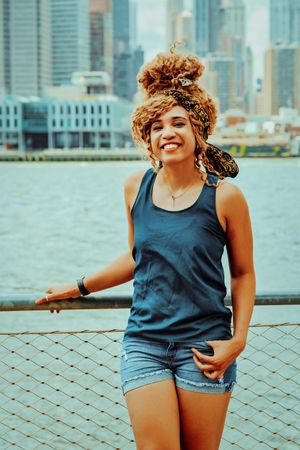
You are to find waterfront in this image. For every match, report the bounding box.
[0,158,300,332]
[0,159,299,449]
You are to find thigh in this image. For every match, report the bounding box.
[125,380,181,450]
[177,388,231,450]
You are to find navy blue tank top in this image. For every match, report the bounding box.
[124,168,232,343]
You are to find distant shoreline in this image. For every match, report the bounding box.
[0,149,298,162]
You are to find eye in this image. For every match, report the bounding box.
[152,125,162,131]
[174,122,185,127]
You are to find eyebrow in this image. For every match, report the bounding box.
[152,116,188,124]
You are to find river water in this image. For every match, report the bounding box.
[0,158,299,331]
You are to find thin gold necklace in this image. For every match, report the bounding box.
[162,171,195,209]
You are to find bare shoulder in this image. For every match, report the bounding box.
[216,179,249,217]
[124,169,148,209]
[217,179,245,201]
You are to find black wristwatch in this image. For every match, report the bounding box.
[77,276,90,296]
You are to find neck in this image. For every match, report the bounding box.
[159,159,201,191]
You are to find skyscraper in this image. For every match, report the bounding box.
[244,47,254,113]
[0,0,52,96]
[194,0,223,57]
[264,44,300,115]
[221,0,246,99]
[51,0,90,86]
[166,0,185,49]
[205,54,236,113]
[112,0,134,101]
[89,0,113,83]
[270,0,300,45]
[0,0,10,96]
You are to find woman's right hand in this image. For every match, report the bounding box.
[35,283,82,312]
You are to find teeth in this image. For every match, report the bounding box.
[163,144,178,149]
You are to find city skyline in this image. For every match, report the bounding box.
[137,0,269,82]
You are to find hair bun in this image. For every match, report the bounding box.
[137,47,205,97]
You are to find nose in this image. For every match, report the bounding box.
[161,124,176,139]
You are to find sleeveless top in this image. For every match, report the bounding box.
[124,168,232,343]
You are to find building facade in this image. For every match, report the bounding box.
[51,0,90,86]
[0,95,133,151]
[166,0,185,49]
[270,0,300,45]
[194,0,223,57]
[204,54,236,113]
[221,0,246,99]
[89,0,113,83]
[0,0,52,96]
[264,44,300,115]
[112,0,134,101]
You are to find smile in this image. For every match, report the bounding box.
[161,143,181,151]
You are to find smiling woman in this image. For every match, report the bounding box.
[35,46,255,450]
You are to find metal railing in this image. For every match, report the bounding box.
[0,293,299,449]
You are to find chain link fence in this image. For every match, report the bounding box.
[0,297,299,449]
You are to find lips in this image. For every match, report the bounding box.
[161,143,181,152]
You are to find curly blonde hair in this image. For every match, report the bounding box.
[131,48,219,176]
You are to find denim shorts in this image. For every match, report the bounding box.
[120,337,237,396]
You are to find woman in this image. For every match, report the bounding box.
[36,48,255,450]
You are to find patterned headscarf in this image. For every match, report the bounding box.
[163,89,239,178]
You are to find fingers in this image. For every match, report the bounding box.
[203,369,225,380]
[191,348,214,363]
[192,348,225,379]
[35,294,53,305]
[192,355,215,371]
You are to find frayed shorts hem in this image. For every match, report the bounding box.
[175,374,236,394]
[121,369,173,395]
[121,371,236,396]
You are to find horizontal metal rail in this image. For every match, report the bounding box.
[0,292,300,311]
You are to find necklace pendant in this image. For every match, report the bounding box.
[172,195,175,208]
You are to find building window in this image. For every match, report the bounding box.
[0,120,2,127]
[75,119,79,127]
[99,118,102,126]
[53,120,56,127]
[52,105,56,114]
[98,105,102,114]
[6,106,9,114]
[14,106,17,115]
[60,106,63,114]
[83,105,86,114]
[83,118,86,127]
[106,105,110,114]
[14,119,17,128]
[60,120,63,127]
[7,119,10,127]
[0,107,2,115]
[75,106,79,114]
[106,118,110,126]
[91,118,94,126]
[91,105,94,114]
[67,105,71,114]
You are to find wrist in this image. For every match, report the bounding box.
[76,276,90,296]
[231,335,247,351]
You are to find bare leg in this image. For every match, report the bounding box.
[124,379,181,450]
[177,388,231,450]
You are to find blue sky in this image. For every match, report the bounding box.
[137,0,269,81]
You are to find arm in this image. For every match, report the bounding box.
[225,184,256,348]
[192,182,256,378]
[35,171,145,304]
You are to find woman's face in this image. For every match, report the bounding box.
[150,105,196,167]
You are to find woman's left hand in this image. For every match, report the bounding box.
[192,339,245,380]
